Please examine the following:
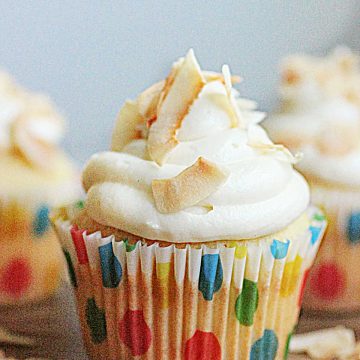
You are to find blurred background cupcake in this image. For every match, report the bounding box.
[265,48,360,333]
[0,71,86,359]
[0,70,79,303]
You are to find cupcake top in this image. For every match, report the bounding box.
[265,47,360,188]
[0,71,77,208]
[83,50,309,242]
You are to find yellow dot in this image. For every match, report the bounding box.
[280,255,303,297]
[156,262,171,280]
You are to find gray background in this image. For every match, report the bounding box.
[1,1,359,165]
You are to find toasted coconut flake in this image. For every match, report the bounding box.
[203,71,242,84]
[222,65,243,128]
[247,125,302,164]
[137,80,165,120]
[147,49,206,165]
[111,100,143,152]
[289,326,356,359]
[11,115,61,169]
[152,157,229,213]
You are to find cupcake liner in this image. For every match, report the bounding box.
[302,185,360,312]
[0,198,65,304]
[53,207,326,360]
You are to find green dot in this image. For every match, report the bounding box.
[124,238,136,252]
[235,278,259,326]
[313,213,325,221]
[75,200,85,209]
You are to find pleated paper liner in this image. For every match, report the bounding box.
[302,184,360,312]
[0,197,65,304]
[53,206,326,360]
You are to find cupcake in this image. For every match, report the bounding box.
[0,71,79,304]
[52,50,326,359]
[265,48,360,313]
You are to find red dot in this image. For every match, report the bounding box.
[298,268,310,307]
[119,309,152,356]
[184,330,221,360]
[310,263,345,300]
[0,259,32,298]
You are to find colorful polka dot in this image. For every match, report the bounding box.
[309,226,322,245]
[229,242,247,259]
[310,263,345,300]
[156,262,171,309]
[313,213,326,222]
[235,279,259,326]
[270,239,290,259]
[250,329,278,360]
[118,309,152,356]
[347,212,360,245]
[32,205,50,237]
[284,330,294,360]
[85,297,107,344]
[70,227,88,265]
[75,200,84,209]
[184,330,221,360]
[99,242,122,288]
[0,258,32,298]
[124,238,136,252]
[280,255,303,297]
[63,249,77,288]
[297,268,310,307]
[198,254,223,301]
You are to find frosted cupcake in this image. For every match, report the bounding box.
[0,71,78,304]
[52,50,325,359]
[265,48,360,313]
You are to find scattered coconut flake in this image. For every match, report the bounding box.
[147,49,206,165]
[111,100,143,152]
[289,326,356,359]
[247,125,302,164]
[203,70,242,84]
[137,80,165,120]
[222,65,243,128]
[152,157,229,213]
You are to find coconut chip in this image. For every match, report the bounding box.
[247,124,302,164]
[222,64,243,128]
[111,100,143,152]
[152,157,229,213]
[289,326,357,359]
[147,49,206,165]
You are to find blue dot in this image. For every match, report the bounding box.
[198,254,223,301]
[309,226,321,245]
[32,205,50,237]
[347,212,360,245]
[250,329,278,360]
[270,239,289,259]
[99,242,122,288]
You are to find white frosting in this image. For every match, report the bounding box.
[266,49,360,188]
[83,65,309,242]
[0,73,64,152]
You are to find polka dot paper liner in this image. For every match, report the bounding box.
[302,185,360,312]
[53,206,326,360]
[0,203,62,304]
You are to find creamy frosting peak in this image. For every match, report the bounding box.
[0,70,65,169]
[83,50,309,242]
[266,47,360,188]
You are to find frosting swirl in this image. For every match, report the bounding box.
[83,50,309,242]
[0,71,65,169]
[265,47,360,188]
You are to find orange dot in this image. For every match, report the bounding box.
[43,261,61,295]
